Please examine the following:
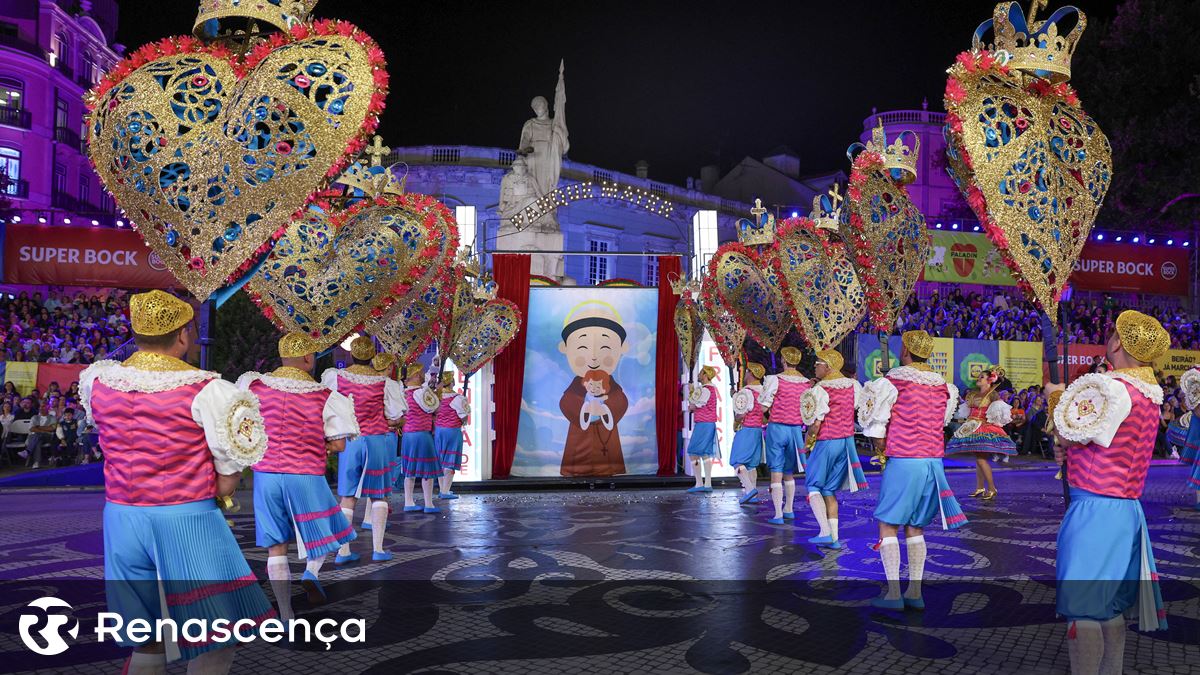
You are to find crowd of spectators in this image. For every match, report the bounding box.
[0,381,98,469]
[894,288,1200,349]
[0,289,133,364]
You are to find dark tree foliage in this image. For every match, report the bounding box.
[210,291,280,379]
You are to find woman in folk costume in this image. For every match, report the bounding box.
[321,336,404,564]
[80,291,274,673]
[397,365,442,514]
[800,349,867,550]
[858,330,964,611]
[684,365,721,493]
[1179,366,1200,510]
[729,362,767,505]
[760,346,813,524]
[1050,310,1170,675]
[238,333,359,621]
[944,364,1016,500]
[435,371,468,500]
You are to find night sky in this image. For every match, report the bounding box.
[114,0,1120,185]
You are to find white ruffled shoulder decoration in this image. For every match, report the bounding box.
[944,383,961,426]
[1053,373,1133,448]
[800,385,831,426]
[332,369,391,386]
[885,366,947,386]
[212,388,268,471]
[986,399,1013,426]
[858,378,899,439]
[732,386,760,416]
[819,377,857,390]
[1181,368,1200,411]
[1111,372,1163,405]
[79,360,120,425]
[1180,411,1192,430]
[235,372,262,391]
[95,362,220,393]
[259,374,328,394]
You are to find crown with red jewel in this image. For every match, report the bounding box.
[736,199,776,247]
[972,1,1086,83]
[194,0,320,38]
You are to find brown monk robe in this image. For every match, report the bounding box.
[559,376,628,476]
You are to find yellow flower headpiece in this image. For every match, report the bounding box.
[130,290,193,337]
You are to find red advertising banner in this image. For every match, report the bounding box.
[36,363,87,393]
[1042,343,1108,383]
[2,224,177,290]
[1071,242,1190,295]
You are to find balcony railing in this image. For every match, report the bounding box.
[862,109,947,132]
[0,105,31,129]
[55,126,81,149]
[52,190,78,211]
[3,178,29,199]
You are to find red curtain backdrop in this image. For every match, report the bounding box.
[491,254,531,479]
[655,256,683,476]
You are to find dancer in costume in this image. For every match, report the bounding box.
[398,365,442,514]
[801,350,867,550]
[322,336,403,564]
[79,291,273,673]
[238,333,359,621]
[685,365,720,493]
[944,365,1015,500]
[435,371,468,500]
[1180,366,1200,509]
[1051,311,1169,675]
[730,362,767,505]
[760,346,813,524]
[858,330,964,610]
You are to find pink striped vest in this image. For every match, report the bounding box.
[884,378,950,458]
[770,377,811,426]
[91,380,216,506]
[436,394,464,429]
[337,374,388,435]
[818,385,856,440]
[1068,380,1158,499]
[404,388,435,433]
[694,385,719,423]
[742,389,764,428]
[249,381,331,476]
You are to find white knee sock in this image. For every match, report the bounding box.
[337,507,354,557]
[126,651,167,675]
[808,492,830,536]
[266,555,293,621]
[828,518,839,541]
[770,483,783,519]
[305,554,326,578]
[702,459,713,488]
[370,501,388,552]
[748,470,758,490]
[442,469,455,494]
[905,535,926,598]
[735,467,751,494]
[783,479,796,514]
[879,536,901,599]
[422,478,436,506]
[692,459,703,487]
[1098,615,1126,675]
[1068,620,1104,675]
[186,646,236,675]
[404,477,416,507]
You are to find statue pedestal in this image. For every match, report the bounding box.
[498,216,570,284]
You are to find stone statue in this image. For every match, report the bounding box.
[518,60,569,200]
[498,156,535,220]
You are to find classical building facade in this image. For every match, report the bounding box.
[0,0,121,227]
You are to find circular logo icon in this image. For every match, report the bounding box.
[959,353,993,388]
[18,597,78,656]
[1161,261,1177,280]
[148,251,167,271]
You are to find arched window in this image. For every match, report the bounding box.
[0,147,21,196]
[82,51,95,85]
[0,77,23,109]
[53,32,70,72]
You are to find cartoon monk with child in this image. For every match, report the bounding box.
[557,300,629,476]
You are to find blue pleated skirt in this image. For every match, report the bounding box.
[765,423,806,473]
[729,426,764,469]
[806,436,868,496]
[1056,488,1167,631]
[103,500,275,662]
[435,426,464,471]
[253,472,355,558]
[873,457,966,530]
[337,434,396,499]
[399,431,440,479]
[1183,421,1200,489]
[687,421,718,458]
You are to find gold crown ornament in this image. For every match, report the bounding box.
[194,0,319,38]
[131,291,194,336]
[278,331,318,358]
[349,335,377,361]
[780,346,803,366]
[371,352,396,373]
[901,330,935,360]
[699,365,719,382]
[746,362,766,381]
[335,159,406,201]
[809,184,844,232]
[668,272,702,298]
[973,1,1085,84]
[736,199,777,247]
[1115,310,1169,364]
[860,121,920,185]
[816,349,844,374]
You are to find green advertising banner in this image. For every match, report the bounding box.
[924,231,1017,287]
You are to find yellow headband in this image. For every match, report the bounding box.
[278,332,318,359]
[901,330,934,359]
[349,335,377,361]
[780,346,803,366]
[130,290,193,336]
[1115,310,1169,363]
[816,349,844,373]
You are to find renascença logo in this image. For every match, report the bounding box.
[19,597,79,656]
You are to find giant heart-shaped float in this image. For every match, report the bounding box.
[772,217,865,351]
[368,230,460,364]
[674,295,705,374]
[243,193,456,351]
[700,242,789,352]
[699,300,747,370]
[447,285,522,377]
[86,21,387,300]
[944,49,1110,320]
[841,151,929,331]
